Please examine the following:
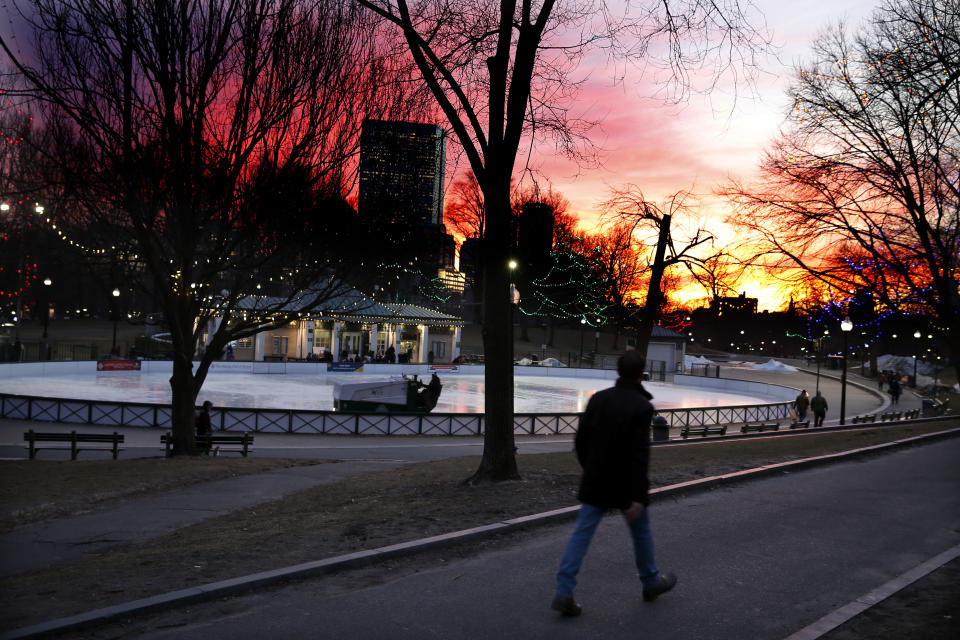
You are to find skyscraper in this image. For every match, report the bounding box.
[358,119,446,226]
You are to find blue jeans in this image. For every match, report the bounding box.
[556,503,659,598]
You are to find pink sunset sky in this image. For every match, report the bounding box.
[502,0,880,310]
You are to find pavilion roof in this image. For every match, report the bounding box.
[232,288,464,326]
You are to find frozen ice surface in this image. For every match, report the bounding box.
[0,371,780,413]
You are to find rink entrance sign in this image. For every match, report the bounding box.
[96,360,142,371]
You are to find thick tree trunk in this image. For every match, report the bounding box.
[167,309,200,456]
[634,215,672,360]
[169,353,198,456]
[466,182,519,485]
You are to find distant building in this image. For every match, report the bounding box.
[517,201,554,277]
[359,119,446,226]
[711,292,758,316]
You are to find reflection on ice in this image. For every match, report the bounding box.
[0,370,781,413]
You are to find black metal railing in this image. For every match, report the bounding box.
[1,392,794,435]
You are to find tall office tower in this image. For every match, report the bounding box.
[358,120,446,226]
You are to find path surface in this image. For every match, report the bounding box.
[86,437,960,640]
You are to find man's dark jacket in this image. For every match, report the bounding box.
[575,377,654,509]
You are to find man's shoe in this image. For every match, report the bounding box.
[551,595,582,616]
[642,572,677,601]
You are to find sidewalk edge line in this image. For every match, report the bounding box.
[782,543,960,640]
[3,426,959,640]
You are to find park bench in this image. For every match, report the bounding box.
[881,411,903,422]
[680,425,727,438]
[851,415,876,424]
[740,422,780,434]
[161,432,254,457]
[788,421,810,429]
[928,400,950,417]
[24,429,124,460]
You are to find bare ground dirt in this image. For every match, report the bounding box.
[1,422,958,634]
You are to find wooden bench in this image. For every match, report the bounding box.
[24,430,124,460]
[161,432,254,457]
[928,400,949,417]
[680,425,727,438]
[851,415,876,424]
[881,411,903,422]
[741,422,780,433]
[788,421,810,429]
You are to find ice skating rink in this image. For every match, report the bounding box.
[0,369,783,413]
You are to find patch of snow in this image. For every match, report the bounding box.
[750,359,799,372]
[537,357,566,367]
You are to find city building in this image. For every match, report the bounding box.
[358,119,446,226]
[711,292,759,316]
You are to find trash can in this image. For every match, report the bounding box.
[922,398,935,417]
[652,415,669,441]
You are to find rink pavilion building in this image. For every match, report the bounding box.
[202,290,465,364]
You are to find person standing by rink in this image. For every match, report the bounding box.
[794,390,810,422]
[195,400,214,455]
[551,350,676,617]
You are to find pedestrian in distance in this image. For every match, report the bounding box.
[551,350,676,617]
[195,400,213,455]
[878,372,885,391]
[794,390,810,422]
[811,390,829,427]
[889,378,901,405]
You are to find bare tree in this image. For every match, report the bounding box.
[602,187,714,355]
[444,170,486,241]
[688,250,746,302]
[1,0,420,454]
[725,0,960,380]
[581,221,645,349]
[357,0,770,483]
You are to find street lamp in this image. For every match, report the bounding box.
[41,277,52,342]
[507,259,519,363]
[578,317,586,366]
[111,288,121,355]
[840,316,853,425]
[913,329,921,386]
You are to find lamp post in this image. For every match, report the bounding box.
[111,288,121,355]
[578,317,586,366]
[912,329,921,386]
[39,277,52,360]
[814,337,823,394]
[840,316,853,425]
[508,259,518,363]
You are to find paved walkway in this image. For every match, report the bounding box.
[50,435,960,640]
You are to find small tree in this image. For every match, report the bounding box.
[602,187,714,356]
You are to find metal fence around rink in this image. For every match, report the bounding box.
[1,392,794,435]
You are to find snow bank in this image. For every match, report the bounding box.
[750,359,799,372]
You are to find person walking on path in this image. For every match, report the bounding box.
[794,390,810,422]
[811,391,828,427]
[551,350,676,617]
[889,378,901,405]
